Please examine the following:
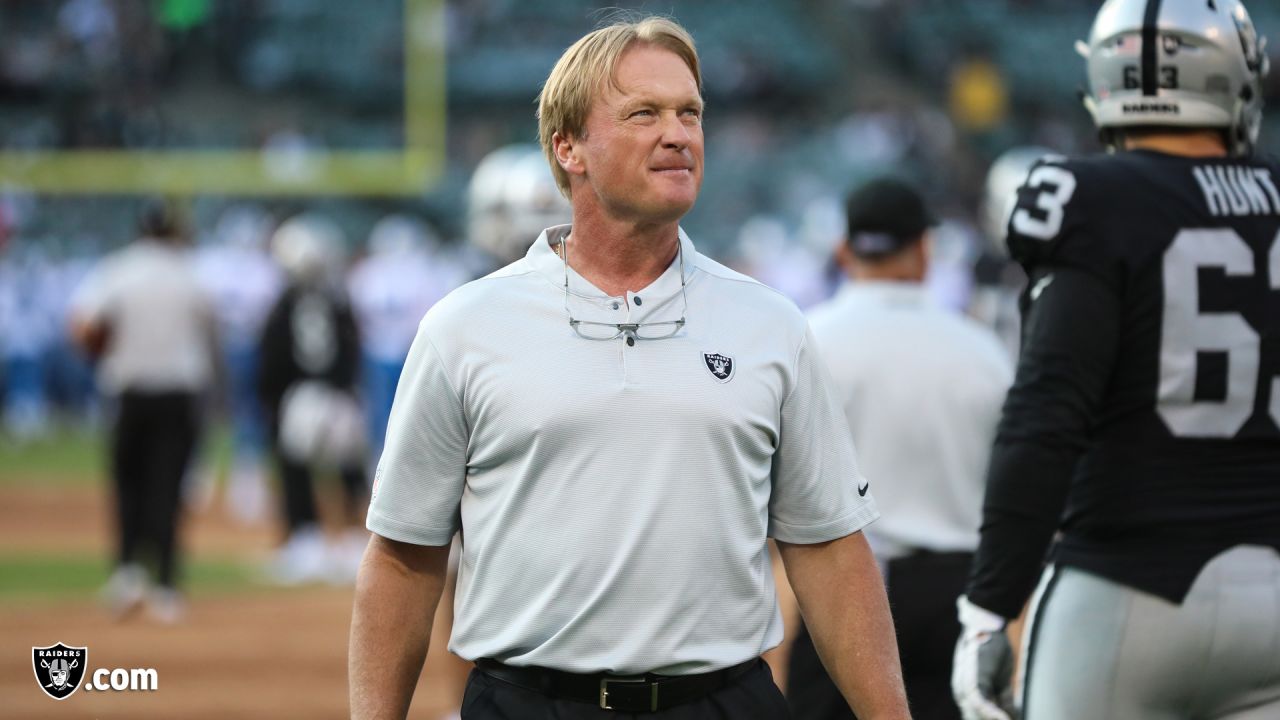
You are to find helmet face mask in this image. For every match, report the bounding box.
[1079,0,1270,155]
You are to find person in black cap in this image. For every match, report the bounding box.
[840,177,935,273]
[788,178,1013,720]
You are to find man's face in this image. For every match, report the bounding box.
[572,44,704,224]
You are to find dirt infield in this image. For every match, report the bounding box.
[0,484,470,719]
[1,483,795,718]
[3,587,470,719]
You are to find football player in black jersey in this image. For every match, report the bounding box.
[952,1,1279,719]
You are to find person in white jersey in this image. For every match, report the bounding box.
[193,204,282,523]
[68,200,217,623]
[347,214,462,460]
[349,15,909,720]
[790,179,1013,720]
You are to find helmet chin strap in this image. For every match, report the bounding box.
[1231,99,1255,158]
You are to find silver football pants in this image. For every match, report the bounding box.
[1020,545,1280,720]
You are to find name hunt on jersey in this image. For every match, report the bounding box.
[1191,164,1280,217]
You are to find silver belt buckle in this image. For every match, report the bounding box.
[599,676,656,711]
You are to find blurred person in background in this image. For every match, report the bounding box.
[257,213,369,586]
[67,199,217,624]
[0,239,58,441]
[731,214,834,310]
[953,2,1280,718]
[969,146,1060,361]
[351,15,908,720]
[791,179,1012,720]
[193,204,283,523]
[347,213,462,462]
[44,234,104,428]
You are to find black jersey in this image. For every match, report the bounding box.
[967,149,1280,619]
[257,283,362,416]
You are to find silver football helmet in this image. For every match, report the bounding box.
[466,144,572,264]
[981,146,1062,255]
[271,213,346,283]
[1078,0,1269,155]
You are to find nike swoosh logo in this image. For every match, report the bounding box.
[1030,273,1055,301]
[857,482,870,497]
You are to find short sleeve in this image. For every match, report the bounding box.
[365,326,469,546]
[67,261,116,326]
[768,326,880,543]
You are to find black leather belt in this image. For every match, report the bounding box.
[474,657,759,713]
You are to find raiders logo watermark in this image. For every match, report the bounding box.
[33,643,87,701]
[703,352,735,383]
[31,642,159,700]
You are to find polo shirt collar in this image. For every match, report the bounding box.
[834,279,931,308]
[526,224,697,301]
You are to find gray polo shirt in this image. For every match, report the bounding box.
[368,225,877,675]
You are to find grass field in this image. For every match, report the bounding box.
[0,553,257,601]
[0,425,105,487]
[0,425,258,602]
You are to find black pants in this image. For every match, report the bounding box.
[276,455,368,533]
[787,551,972,720]
[110,390,201,588]
[461,660,792,719]
[268,410,368,535]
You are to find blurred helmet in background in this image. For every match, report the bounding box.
[1078,0,1270,155]
[213,204,274,251]
[466,144,571,264]
[980,146,1060,254]
[271,213,345,283]
[367,213,440,257]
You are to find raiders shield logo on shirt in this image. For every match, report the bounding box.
[703,353,734,383]
[32,643,87,700]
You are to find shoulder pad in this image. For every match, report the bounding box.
[1004,156,1138,290]
[1005,157,1094,270]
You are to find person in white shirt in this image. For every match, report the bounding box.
[68,200,218,624]
[349,16,909,720]
[792,178,1013,720]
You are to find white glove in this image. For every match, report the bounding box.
[951,595,1017,720]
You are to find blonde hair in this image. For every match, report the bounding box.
[537,15,702,198]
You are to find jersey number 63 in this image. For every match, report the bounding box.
[1158,230,1280,438]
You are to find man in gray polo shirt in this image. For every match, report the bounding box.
[349,15,909,720]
